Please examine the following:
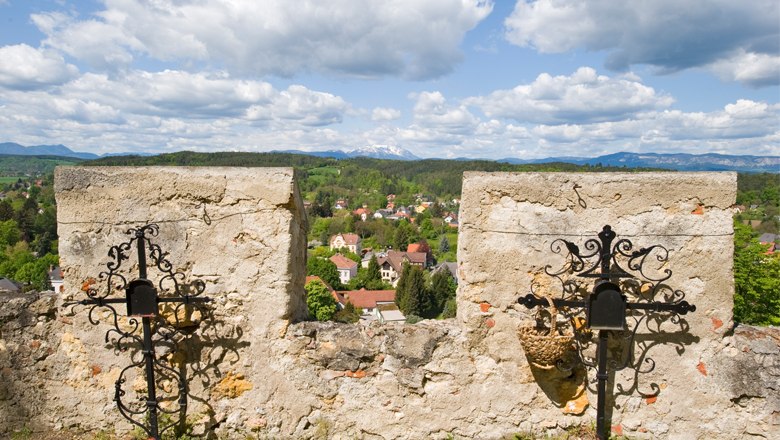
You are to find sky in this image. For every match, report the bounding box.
[0,0,778,159]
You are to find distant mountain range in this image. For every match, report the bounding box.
[277,145,421,161]
[280,146,778,172]
[499,152,780,173]
[2,142,777,172]
[0,142,154,159]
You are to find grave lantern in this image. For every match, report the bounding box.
[518,225,695,440]
[66,224,211,440]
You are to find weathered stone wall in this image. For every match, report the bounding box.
[30,166,309,437]
[1,168,777,439]
[456,172,777,439]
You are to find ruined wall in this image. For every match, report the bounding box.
[1,169,777,439]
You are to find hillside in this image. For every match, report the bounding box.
[0,155,85,177]
[88,151,658,200]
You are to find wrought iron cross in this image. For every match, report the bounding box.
[518,225,695,440]
[66,224,211,439]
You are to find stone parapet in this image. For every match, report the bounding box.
[1,168,776,439]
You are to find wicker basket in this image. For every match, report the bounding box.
[517,297,574,369]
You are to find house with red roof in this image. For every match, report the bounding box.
[407,240,433,267]
[759,233,778,254]
[330,233,362,254]
[337,288,404,322]
[330,254,358,285]
[353,205,373,221]
[377,250,427,286]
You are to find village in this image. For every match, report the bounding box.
[304,193,461,324]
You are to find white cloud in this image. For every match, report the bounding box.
[31,12,142,71]
[0,63,776,158]
[504,0,780,86]
[371,107,401,122]
[708,50,780,88]
[413,91,480,133]
[0,44,79,89]
[33,0,493,79]
[466,67,673,124]
[0,69,351,154]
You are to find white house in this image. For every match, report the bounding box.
[330,254,358,285]
[329,233,362,254]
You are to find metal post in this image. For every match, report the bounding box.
[596,330,610,440]
[143,317,160,440]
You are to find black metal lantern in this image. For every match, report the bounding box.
[587,281,626,330]
[126,279,158,317]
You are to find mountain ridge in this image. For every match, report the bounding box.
[2,142,777,172]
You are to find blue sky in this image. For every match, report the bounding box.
[0,0,778,159]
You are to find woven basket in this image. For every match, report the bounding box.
[517,297,574,369]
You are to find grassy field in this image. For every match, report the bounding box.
[0,176,21,184]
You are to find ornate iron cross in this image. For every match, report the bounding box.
[66,224,211,439]
[518,225,695,440]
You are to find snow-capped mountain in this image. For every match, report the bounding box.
[347,145,420,161]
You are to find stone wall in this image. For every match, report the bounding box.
[0,168,777,439]
[455,172,777,439]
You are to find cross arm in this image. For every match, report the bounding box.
[626,300,696,315]
[518,293,587,310]
[63,297,126,307]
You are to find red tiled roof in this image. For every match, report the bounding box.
[338,289,396,309]
[330,254,358,269]
[407,241,430,254]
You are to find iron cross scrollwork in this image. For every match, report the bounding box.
[518,225,695,440]
[66,224,211,439]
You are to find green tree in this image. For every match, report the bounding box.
[393,220,418,251]
[311,190,333,218]
[305,279,338,321]
[430,268,456,315]
[0,200,13,221]
[439,235,450,253]
[0,219,21,250]
[419,218,436,240]
[307,257,343,290]
[0,242,34,281]
[396,262,432,318]
[367,255,381,282]
[14,253,58,291]
[310,217,332,243]
[441,298,457,319]
[733,221,780,325]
